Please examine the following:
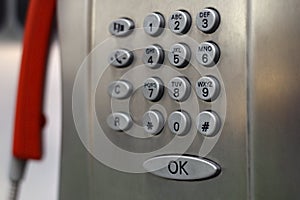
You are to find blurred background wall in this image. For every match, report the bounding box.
[0,0,61,199]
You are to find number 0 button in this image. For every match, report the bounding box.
[196,8,220,33]
[168,111,191,136]
[196,42,220,67]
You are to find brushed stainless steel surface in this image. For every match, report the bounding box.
[250,0,300,199]
[58,0,92,199]
[59,0,248,199]
[143,155,220,181]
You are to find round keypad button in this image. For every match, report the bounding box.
[143,110,165,135]
[168,10,192,35]
[168,111,191,136]
[168,43,191,68]
[143,77,164,101]
[167,77,191,101]
[142,44,164,68]
[143,12,165,36]
[196,8,220,34]
[195,76,220,101]
[196,111,221,137]
[196,42,220,67]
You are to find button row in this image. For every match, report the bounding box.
[109,8,220,37]
[108,42,220,68]
[107,110,221,137]
[108,76,220,102]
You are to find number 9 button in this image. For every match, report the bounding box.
[195,76,220,101]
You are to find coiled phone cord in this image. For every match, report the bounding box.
[9,0,56,199]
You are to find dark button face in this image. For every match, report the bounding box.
[143,155,220,180]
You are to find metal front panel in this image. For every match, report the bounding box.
[250,0,300,199]
[59,0,248,199]
[57,0,93,199]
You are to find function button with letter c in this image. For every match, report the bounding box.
[196,8,220,33]
[196,41,220,67]
[108,80,133,99]
[109,18,135,37]
[168,10,192,35]
[143,12,165,36]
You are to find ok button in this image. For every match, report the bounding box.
[143,155,220,181]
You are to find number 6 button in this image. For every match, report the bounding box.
[196,42,220,67]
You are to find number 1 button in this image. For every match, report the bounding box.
[143,12,165,36]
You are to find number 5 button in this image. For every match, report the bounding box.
[196,42,220,67]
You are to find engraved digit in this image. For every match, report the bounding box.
[202,87,209,97]
[202,18,208,28]
[202,53,208,64]
[174,54,179,64]
[174,122,180,132]
[173,88,180,98]
[174,21,180,30]
[148,56,153,64]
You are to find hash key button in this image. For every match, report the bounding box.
[196,111,221,137]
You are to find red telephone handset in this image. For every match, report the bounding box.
[13,0,56,160]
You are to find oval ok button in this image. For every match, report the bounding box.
[143,155,220,181]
